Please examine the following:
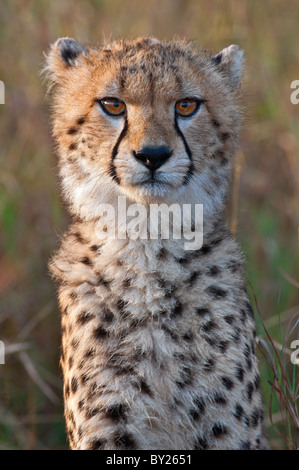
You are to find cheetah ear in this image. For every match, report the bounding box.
[211,45,244,88]
[45,37,89,83]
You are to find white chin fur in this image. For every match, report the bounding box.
[61,164,227,225]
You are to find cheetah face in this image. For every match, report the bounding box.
[46,37,244,219]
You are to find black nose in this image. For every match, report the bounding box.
[134,146,172,171]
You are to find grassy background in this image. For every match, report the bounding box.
[0,0,298,449]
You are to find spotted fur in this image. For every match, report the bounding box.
[46,37,268,450]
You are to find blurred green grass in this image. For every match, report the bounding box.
[0,0,298,449]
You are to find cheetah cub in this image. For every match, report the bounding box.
[46,37,268,450]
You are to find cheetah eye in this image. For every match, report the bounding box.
[175,99,202,117]
[99,98,126,116]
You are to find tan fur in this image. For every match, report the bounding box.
[46,37,268,450]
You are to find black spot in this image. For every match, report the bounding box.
[84,347,95,358]
[77,116,86,125]
[203,357,215,372]
[231,326,241,343]
[212,118,220,127]
[78,400,84,410]
[176,366,193,388]
[221,376,234,390]
[176,255,191,265]
[194,396,206,414]
[196,306,210,316]
[70,291,78,301]
[226,259,240,273]
[96,276,110,288]
[194,435,209,450]
[67,127,78,135]
[114,432,137,450]
[203,335,218,348]
[171,300,183,318]
[187,271,200,286]
[246,382,254,402]
[139,379,153,396]
[80,256,93,266]
[243,343,251,358]
[123,278,132,288]
[76,311,95,325]
[233,403,244,421]
[218,340,229,353]
[71,377,78,394]
[212,423,228,438]
[164,284,177,299]
[86,408,100,419]
[238,440,251,450]
[207,265,220,276]
[240,309,247,323]
[244,416,250,428]
[182,330,193,342]
[117,299,129,317]
[221,132,230,142]
[105,404,127,422]
[206,285,227,299]
[90,244,100,252]
[162,324,179,341]
[245,301,255,319]
[103,309,114,323]
[253,373,260,391]
[93,325,108,340]
[71,337,79,349]
[224,315,235,324]
[217,149,228,165]
[69,142,78,151]
[197,244,211,255]
[202,320,217,333]
[73,231,85,244]
[255,437,261,449]
[157,247,168,259]
[251,408,260,428]
[213,392,226,405]
[87,383,98,402]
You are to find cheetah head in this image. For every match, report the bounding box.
[45,37,244,222]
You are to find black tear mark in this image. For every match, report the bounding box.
[174,114,192,161]
[109,117,128,184]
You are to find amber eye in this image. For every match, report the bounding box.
[175,99,201,117]
[99,98,126,116]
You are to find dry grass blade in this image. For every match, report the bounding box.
[17,302,54,341]
[250,283,299,449]
[18,352,59,404]
[5,342,32,355]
